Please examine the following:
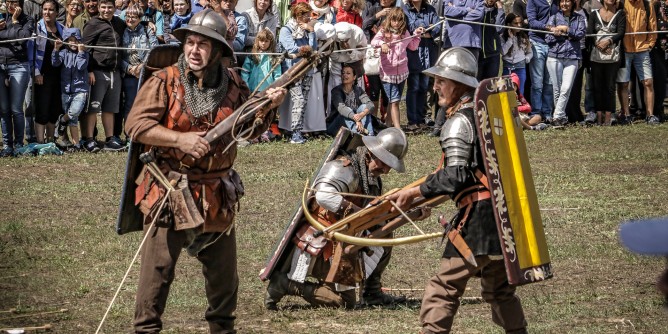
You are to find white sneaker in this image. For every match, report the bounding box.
[584,112,596,124]
[290,131,306,144]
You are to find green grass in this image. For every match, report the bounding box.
[1,124,667,333]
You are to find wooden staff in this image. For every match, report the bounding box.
[0,323,52,332]
[0,309,67,322]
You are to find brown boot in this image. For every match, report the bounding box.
[264,273,303,310]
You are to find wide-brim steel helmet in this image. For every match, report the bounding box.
[362,128,408,173]
[173,9,234,58]
[423,47,478,88]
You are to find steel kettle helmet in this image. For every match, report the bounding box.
[423,47,478,88]
[362,128,408,173]
[173,9,234,58]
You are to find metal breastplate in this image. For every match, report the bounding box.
[313,159,359,194]
[439,110,475,167]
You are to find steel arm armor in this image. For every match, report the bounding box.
[439,112,475,167]
[313,159,359,194]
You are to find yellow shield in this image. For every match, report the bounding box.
[475,77,552,285]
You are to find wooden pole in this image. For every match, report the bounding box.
[0,323,53,332]
[0,310,67,322]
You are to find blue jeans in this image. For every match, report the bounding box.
[343,105,374,135]
[406,72,429,125]
[622,51,653,81]
[24,76,36,143]
[0,62,30,148]
[502,66,527,96]
[529,42,554,120]
[62,92,88,126]
[382,80,405,103]
[123,76,140,118]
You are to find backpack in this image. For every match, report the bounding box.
[590,10,621,63]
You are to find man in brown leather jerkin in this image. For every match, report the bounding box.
[124,9,286,333]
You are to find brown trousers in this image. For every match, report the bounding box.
[420,256,527,334]
[134,225,238,334]
[304,251,358,308]
[303,282,357,309]
[301,245,393,308]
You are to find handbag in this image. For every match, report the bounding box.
[363,47,380,75]
[590,10,621,63]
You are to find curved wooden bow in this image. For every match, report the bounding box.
[301,179,448,248]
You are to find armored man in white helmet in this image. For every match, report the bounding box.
[388,47,528,334]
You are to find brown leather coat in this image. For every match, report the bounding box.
[126,64,270,233]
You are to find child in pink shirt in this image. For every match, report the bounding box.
[370,7,421,128]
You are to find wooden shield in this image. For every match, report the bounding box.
[116,45,183,235]
[474,77,553,285]
[259,128,364,281]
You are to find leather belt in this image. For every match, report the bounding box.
[454,185,491,209]
[446,184,491,268]
[187,168,231,181]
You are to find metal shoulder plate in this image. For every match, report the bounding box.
[313,159,359,194]
[440,112,475,167]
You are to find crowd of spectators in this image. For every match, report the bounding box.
[0,0,666,155]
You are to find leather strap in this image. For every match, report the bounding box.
[186,168,232,181]
[453,184,490,205]
[456,189,491,209]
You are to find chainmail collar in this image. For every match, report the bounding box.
[344,146,381,204]
[177,53,229,120]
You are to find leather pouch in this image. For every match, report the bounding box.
[292,224,328,256]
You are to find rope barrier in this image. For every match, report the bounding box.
[442,16,555,35]
[235,51,284,56]
[43,35,152,50]
[0,18,665,53]
[441,16,668,38]
[0,34,153,50]
[332,19,445,54]
[0,36,38,44]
